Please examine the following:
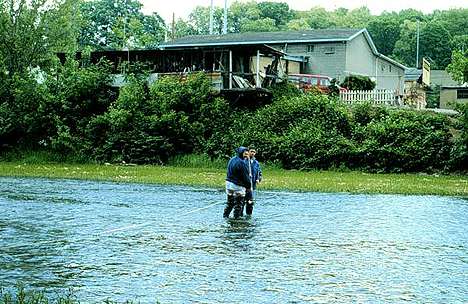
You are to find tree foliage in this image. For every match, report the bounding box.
[341,75,376,91]
[447,50,468,83]
[0,0,79,75]
[367,14,401,55]
[78,0,165,49]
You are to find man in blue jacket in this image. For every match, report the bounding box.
[244,147,262,215]
[224,146,252,219]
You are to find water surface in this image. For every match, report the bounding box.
[0,177,467,303]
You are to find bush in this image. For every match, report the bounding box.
[279,121,356,170]
[210,93,355,169]
[269,81,302,101]
[2,63,464,173]
[86,72,232,164]
[352,108,454,172]
[341,75,376,90]
[449,103,468,171]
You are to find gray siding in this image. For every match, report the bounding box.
[345,34,404,91]
[345,34,375,79]
[268,32,406,91]
[375,58,405,92]
[272,42,347,79]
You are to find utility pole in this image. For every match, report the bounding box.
[209,0,214,35]
[223,0,228,34]
[172,12,175,40]
[416,20,420,68]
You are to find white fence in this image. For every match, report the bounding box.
[339,89,402,106]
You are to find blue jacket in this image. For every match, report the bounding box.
[249,158,262,190]
[226,147,252,189]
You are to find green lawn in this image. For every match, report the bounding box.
[0,162,466,196]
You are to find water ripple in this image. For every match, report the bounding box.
[0,177,467,303]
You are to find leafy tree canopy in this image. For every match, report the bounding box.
[0,0,79,75]
[78,0,165,50]
[447,50,468,83]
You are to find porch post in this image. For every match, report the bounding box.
[229,50,233,89]
[256,49,260,88]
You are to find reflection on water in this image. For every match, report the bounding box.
[0,177,467,303]
[222,218,257,251]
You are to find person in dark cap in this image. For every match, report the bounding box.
[224,146,252,219]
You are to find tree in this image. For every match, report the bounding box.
[431,9,468,37]
[78,0,165,49]
[229,1,260,33]
[186,5,224,35]
[257,1,292,27]
[286,18,310,31]
[173,18,196,39]
[447,50,468,83]
[340,75,376,90]
[397,9,426,23]
[367,14,401,55]
[392,20,419,67]
[393,17,453,69]
[451,35,468,53]
[112,13,165,48]
[418,20,452,69]
[304,7,335,29]
[240,18,277,32]
[0,0,79,75]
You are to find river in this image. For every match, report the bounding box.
[0,177,467,303]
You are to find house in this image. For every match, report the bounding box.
[403,67,465,109]
[440,86,468,109]
[433,70,466,109]
[161,28,407,93]
[431,70,461,87]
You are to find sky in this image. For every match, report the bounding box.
[142,0,468,23]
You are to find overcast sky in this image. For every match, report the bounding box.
[142,0,468,23]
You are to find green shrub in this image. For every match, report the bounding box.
[269,81,302,101]
[85,72,232,164]
[341,75,376,91]
[354,109,454,172]
[0,285,76,304]
[449,103,468,171]
[1,62,464,173]
[278,121,356,170]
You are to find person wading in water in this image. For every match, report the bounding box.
[224,146,252,219]
[244,147,262,216]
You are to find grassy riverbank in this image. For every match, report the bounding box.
[0,161,466,196]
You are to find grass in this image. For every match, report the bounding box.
[0,160,466,196]
[0,285,154,304]
[0,285,76,304]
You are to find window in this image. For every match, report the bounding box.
[320,78,330,86]
[288,75,300,83]
[310,77,319,85]
[323,47,335,54]
[457,89,468,99]
[307,45,314,53]
[389,65,392,72]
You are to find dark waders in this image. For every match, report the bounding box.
[244,190,254,215]
[223,194,244,219]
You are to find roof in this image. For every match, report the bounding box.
[441,85,468,90]
[161,29,363,48]
[405,68,422,82]
[378,54,407,70]
[160,28,408,70]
